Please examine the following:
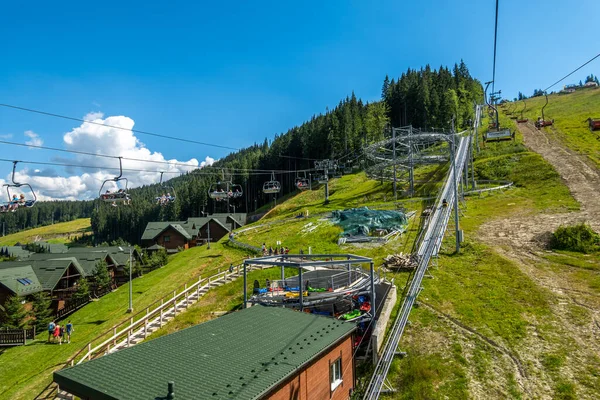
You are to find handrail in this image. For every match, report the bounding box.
[64,263,252,367]
[67,265,253,366]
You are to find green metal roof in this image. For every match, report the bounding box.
[0,265,43,296]
[141,214,247,241]
[0,258,84,290]
[168,224,193,240]
[29,257,84,290]
[54,305,355,400]
[0,246,33,260]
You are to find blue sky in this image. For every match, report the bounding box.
[0,0,598,199]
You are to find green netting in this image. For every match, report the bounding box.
[331,207,408,237]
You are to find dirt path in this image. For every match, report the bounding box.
[477,122,600,398]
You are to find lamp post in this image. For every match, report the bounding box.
[207,221,211,250]
[120,246,133,313]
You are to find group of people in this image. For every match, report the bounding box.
[0,194,30,213]
[261,243,290,256]
[155,193,175,206]
[101,189,132,206]
[212,188,242,201]
[47,320,74,344]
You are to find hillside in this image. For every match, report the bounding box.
[503,87,600,166]
[0,218,91,247]
[3,91,600,398]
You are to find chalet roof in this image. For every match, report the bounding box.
[54,305,355,400]
[0,265,43,296]
[0,246,33,260]
[0,257,85,290]
[141,214,247,242]
[33,242,69,254]
[30,257,85,290]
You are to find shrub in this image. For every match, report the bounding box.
[550,223,600,253]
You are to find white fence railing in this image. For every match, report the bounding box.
[68,264,261,366]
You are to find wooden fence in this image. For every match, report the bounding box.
[0,327,36,346]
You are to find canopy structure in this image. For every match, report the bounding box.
[331,207,408,241]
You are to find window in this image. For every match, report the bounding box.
[163,235,171,243]
[17,278,30,286]
[330,357,342,392]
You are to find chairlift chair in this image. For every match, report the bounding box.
[208,181,229,201]
[588,118,600,132]
[484,81,513,143]
[334,164,343,178]
[263,172,281,194]
[99,157,131,205]
[534,92,554,129]
[344,164,353,174]
[516,99,529,123]
[295,171,310,191]
[317,174,329,184]
[0,161,37,213]
[155,172,176,206]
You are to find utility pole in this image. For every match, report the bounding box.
[128,247,133,313]
[207,220,211,249]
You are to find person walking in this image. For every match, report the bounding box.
[65,320,74,344]
[48,321,56,343]
[58,325,65,345]
[228,263,234,274]
[53,323,61,344]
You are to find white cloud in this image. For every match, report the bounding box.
[0,133,13,139]
[24,130,43,147]
[5,113,208,201]
[200,156,216,168]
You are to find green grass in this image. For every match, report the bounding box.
[0,243,250,399]
[0,218,91,246]
[503,88,600,167]
[3,119,592,398]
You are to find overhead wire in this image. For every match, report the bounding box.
[0,139,316,174]
[0,103,239,151]
[0,158,304,177]
[543,52,600,92]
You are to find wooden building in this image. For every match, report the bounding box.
[141,214,246,251]
[54,305,356,399]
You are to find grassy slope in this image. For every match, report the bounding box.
[4,107,596,398]
[503,87,600,166]
[0,243,250,399]
[0,218,91,246]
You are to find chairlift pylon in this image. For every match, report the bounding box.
[535,92,554,129]
[263,172,281,194]
[155,172,176,206]
[0,161,37,213]
[99,157,131,205]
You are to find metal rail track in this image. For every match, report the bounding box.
[363,130,473,399]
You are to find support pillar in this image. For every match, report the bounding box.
[299,267,304,312]
[243,262,247,308]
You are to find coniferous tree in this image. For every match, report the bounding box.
[32,292,53,333]
[1,296,30,329]
[74,278,91,302]
[93,261,111,291]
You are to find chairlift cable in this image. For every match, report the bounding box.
[491,0,500,95]
[0,138,319,174]
[0,103,239,150]
[543,52,600,93]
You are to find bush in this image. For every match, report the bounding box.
[550,223,600,253]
